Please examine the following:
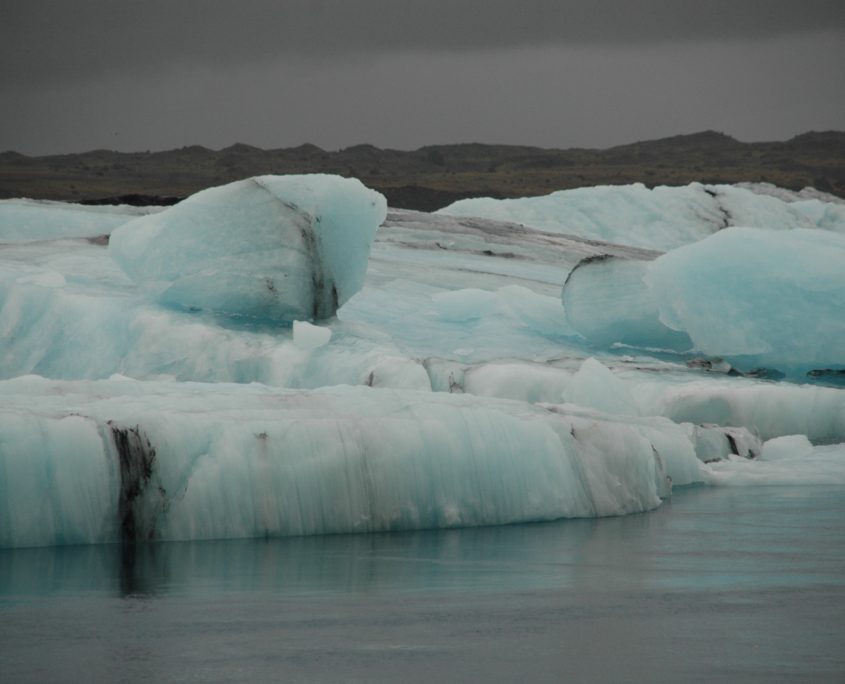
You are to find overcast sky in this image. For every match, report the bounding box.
[2,0,844,155]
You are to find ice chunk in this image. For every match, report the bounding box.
[761,435,814,462]
[564,358,640,416]
[562,255,692,352]
[292,320,332,350]
[0,198,162,242]
[561,227,845,378]
[645,227,845,375]
[109,175,387,323]
[438,183,725,250]
[706,443,845,486]
[438,182,845,251]
[0,377,682,547]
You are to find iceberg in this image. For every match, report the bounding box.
[438,182,845,251]
[1,179,844,549]
[562,227,845,378]
[0,377,681,548]
[645,227,845,375]
[562,254,691,352]
[109,175,387,322]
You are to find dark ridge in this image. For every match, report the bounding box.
[377,185,502,213]
[3,130,843,209]
[787,131,845,145]
[272,142,328,157]
[0,150,27,161]
[221,142,263,154]
[80,194,183,207]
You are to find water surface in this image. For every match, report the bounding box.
[2,486,844,682]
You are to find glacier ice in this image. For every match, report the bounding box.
[438,182,845,251]
[562,227,845,378]
[0,377,681,547]
[564,357,640,416]
[645,227,845,374]
[1,179,844,549]
[761,435,814,462]
[562,255,691,352]
[0,198,162,242]
[109,175,387,322]
[705,443,845,487]
[292,320,332,350]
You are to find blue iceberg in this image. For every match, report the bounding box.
[109,175,387,322]
[562,226,845,379]
[1,178,844,549]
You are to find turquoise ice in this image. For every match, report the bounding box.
[1,177,844,549]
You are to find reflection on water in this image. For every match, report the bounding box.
[2,485,844,599]
[2,486,845,684]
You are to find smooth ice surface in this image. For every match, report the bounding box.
[0,198,161,242]
[439,182,845,250]
[109,175,387,322]
[646,227,845,374]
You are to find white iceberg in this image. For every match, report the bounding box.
[109,175,387,322]
[438,182,845,251]
[0,377,682,548]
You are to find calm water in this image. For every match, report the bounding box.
[2,486,844,683]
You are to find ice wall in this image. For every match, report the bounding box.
[109,175,387,323]
[0,377,681,548]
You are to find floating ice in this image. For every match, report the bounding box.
[564,358,640,416]
[0,198,161,242]
[109,175,387,322]
[761,435,814,462]
[646,227,845,375]
[0,377,681,548]
[438,182,845,251]
[562,227,845,378]
[706,443,845,487]
[562,255,691,352]
[1,179,844,549]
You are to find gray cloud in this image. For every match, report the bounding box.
[2,1,843,155]
[3,0,845,87]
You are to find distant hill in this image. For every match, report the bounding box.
[1,131,843,211]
